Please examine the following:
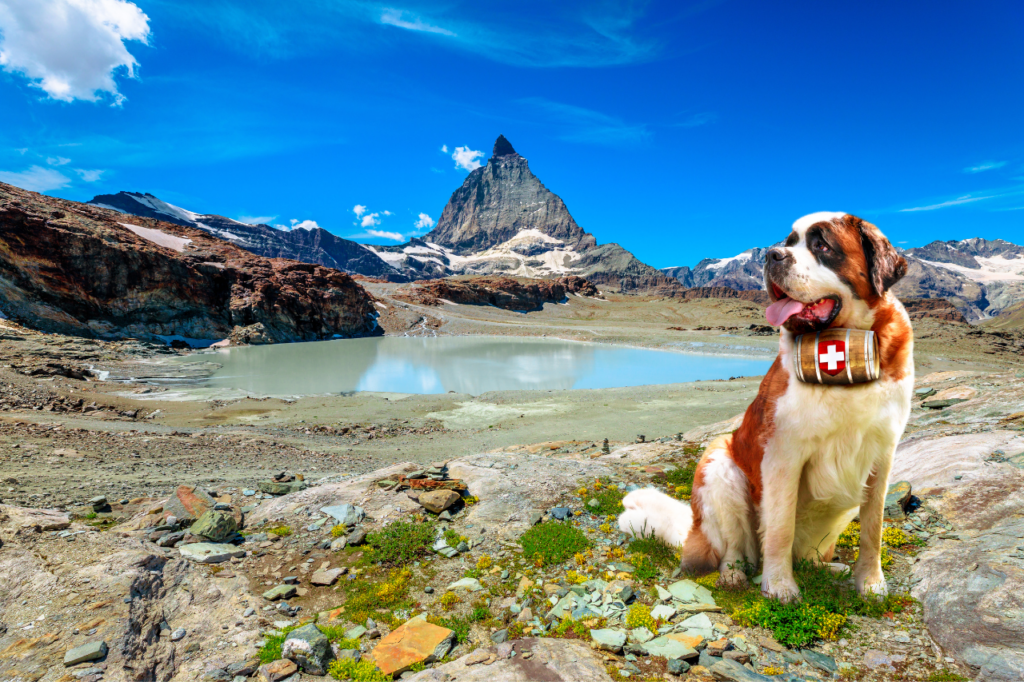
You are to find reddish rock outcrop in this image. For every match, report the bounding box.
[0,182,377,343]
[679,286,771,305]
[902,298,968,323]
[397,275,601,311]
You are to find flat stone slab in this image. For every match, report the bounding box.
[369,618,455,676]
[64,641,107,666]
[709,657,772,680]
[642,635,696,660]
[310,568,344,586]
[178,542,245,563]
[590,628,627,652]
[446,577,483,592]
[403,638,615,682]
[263,584,297,601]
[667,579,715,604]
[320,503,364,526]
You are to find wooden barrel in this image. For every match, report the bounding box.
[793,328,880,385]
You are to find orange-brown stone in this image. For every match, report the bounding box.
[369,618,455,676]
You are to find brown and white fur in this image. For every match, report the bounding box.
[619,212,913,602]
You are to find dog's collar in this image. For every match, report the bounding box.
[793,328,879,385]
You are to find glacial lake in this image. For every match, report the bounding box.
[179,336,773,397]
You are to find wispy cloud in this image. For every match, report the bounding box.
[74,168,104,182]
[361,212,381,227]
[0,165,71,191]
[47,156,71,166]
[365,228,403,241]
[237,214,276,224]
[519,97,650,147]
[964,160,1007,174]
[900,194,997,212]
[353,204,367,217]
[379,8,455,36]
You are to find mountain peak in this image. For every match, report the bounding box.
[492,135,517,158]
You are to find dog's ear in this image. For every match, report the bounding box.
[857,218,907,295]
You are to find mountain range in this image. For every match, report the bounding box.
[663,238,1024,321]
[87,136,682,295]
[88,135,1024,321]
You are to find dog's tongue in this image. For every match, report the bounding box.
[766,297,807,326]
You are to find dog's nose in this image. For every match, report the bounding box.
[769,247,788,262]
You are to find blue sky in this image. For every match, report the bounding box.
[0,0,1022,267]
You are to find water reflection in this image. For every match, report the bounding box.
[192,336,772,397]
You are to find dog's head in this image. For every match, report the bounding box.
[764,212,906,334]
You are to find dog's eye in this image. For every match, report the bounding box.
[815,241,830,253]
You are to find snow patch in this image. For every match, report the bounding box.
[921,255,1024,282]
[127,194,202,224]
[119,223,192,252]
[705,251,753,271]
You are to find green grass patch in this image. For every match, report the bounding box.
[927,672,968,682]
[587,486,626,515]
[328,657,391,681]
[428,607,490,644]
[443,528,466,548]
[337,567,414,625]
[625,527,678,584]
[363,520,436,566]
[267,525,292,537]
[258,624,299,664]
[714,560,915,647]
[519,522,590,567]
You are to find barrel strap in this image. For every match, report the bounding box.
[813,331,822,384]
[794,334,804,382]
[844,328,853,384]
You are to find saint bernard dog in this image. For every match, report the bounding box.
[619,212,913,603]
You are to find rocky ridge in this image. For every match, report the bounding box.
[0,182,378,344]
[395,275,602,312]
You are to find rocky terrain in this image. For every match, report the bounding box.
[1,283,1023,681]
[0,182,378,345]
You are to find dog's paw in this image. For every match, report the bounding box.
[856,572,888,599]
[761,576,801,604]
[717,567,748,590]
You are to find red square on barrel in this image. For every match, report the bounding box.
[817,340,846,376]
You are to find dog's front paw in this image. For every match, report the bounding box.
[717,567,748,590]
[761,576,801,604]
[856,571,888,599]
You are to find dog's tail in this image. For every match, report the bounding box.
[617,488,693,548]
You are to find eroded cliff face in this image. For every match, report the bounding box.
[0,183,377,343]
[396,275,601,311]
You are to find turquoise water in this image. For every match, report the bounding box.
[185,336,772,397]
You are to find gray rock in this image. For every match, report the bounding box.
[456,541,469,553]
[226,659,260,676]
[63,641,107,666]
[801,649,837,673]
[178,543,245,563]
[345,625,367,640]
[282,623,335,675]
[490,629,509,644]
[550,507,571,521]
[708,658,771,680]
[642,636,697,660]
[321,503,365,526]
[667,580,715,604]
[330,536,347,551]
[587,498,600,509]
[347,527,367,545]
[590,628,627,652]
[259,480,306,496]
[667,658,691,675]
[884,481,912,518]
[190,510,239,543]
[170,628,186,641]
[528,512,543,526]
[447,578,483,592]
[156,531,185,547]
[336,648,361,661]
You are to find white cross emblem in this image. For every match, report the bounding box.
[819,343,845,371]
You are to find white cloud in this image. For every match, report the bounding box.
[0,165,71,191]
[383,210,392,216]
[47,156,71,166]
[353,204,366,217]
[74,168,103,182]
[0,0,151,104]
[360,212,381,227]
[379,9,455,37]
[964,161,1007,174]
[289,219,320,230]
[366,229,404,241]
[414,212,435,229]
[440,144,448,153]
[900,194,995,212]
[452,145,483,171]
[237,215,276,224]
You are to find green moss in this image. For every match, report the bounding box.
[587,486,626,516]
[364,520,436,566]
[267,525,292,537]
[339,567,414,625]
[327,657,391,681]
[519,522,591,567]
[257,624,298,664]
[927,671,969,681]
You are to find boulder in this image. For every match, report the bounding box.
[347,526,367,545]
[164,485,216,523]
[708,657,772,681]
[590,628,627,653]
[884,481,912,518]
[321,503,365,526]
[263,584,297,601]
[178,543,245,563]
[419,489,460,514]
[446,577,483,592]
[258,480,306,496]
[282,623,334,675]
[369,618,455,676]
[190,510,239,543]
[642,635,696,660]
[63,640,107,666]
